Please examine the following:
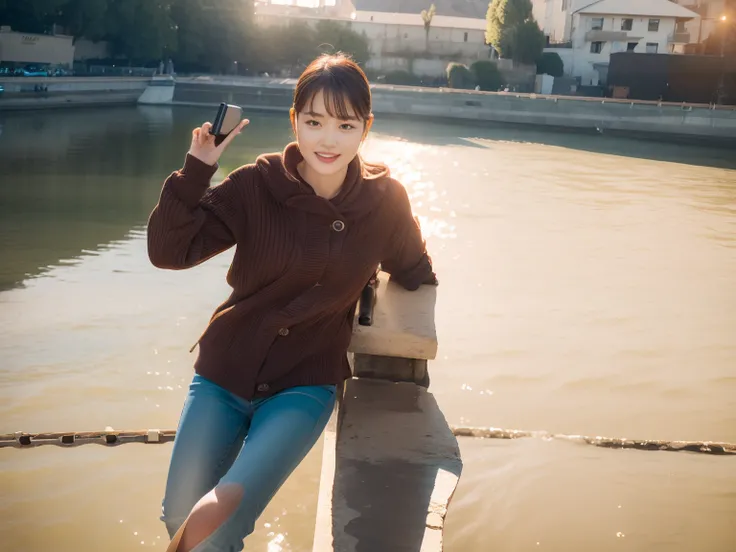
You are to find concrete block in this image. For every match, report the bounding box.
[348,272,438,361]
[313,379,462,552]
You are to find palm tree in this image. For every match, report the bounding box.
[420,3,436,52]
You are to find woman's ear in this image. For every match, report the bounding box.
[289,108,297,136]
[362,114,374,141]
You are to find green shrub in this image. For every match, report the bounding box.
[536,52,564,77]
[470,60,502,91]
[446,62,476,89]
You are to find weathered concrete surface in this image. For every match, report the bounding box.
[348,272,438,361]
[165,77,736,141]
[313,379,462,552]
[353,355,429,387]
[0,90,143,110]
[0,77,149,110]
[8,75,736,140]
[138,76,175,105]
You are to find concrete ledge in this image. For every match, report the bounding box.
[0,91,142,111]
[313,379,462,552]
[349,272,438,361]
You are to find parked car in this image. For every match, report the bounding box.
[23,66,49,77]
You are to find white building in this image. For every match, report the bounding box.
[0,26,74,67]
[533,0,699,85]
[352,11,488,66]
[254,4,489,77]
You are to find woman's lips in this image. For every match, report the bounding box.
[315,152,340,164]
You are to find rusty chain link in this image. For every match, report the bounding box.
[0,428,176,449]
[1,426,734,455]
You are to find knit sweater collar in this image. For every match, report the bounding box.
[256,142,389,219]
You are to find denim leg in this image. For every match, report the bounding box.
[161,374,252,539]
[186,384,337,552]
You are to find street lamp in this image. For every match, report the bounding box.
[720,14,729,57]
[715,14,731,104]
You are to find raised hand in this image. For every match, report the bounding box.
[187,119,249,166]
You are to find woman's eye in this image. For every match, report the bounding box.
[340,123,355,130]
[306,120,320,127]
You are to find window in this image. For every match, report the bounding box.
[627,41,638,51]
[621,18,633,31]
[646,42,659,53]
[675,21,687,32]
[464,31,468,42]
[590,41,604,53]
[648,18,660,31]
[591,17,604,30]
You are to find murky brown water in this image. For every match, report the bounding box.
[1,106,735,552]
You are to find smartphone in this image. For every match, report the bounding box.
[210,102,243,146]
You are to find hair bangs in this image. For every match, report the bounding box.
[293,54,372,123]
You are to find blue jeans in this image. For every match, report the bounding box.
[161,374,336,551]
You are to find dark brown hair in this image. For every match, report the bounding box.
[293,53,372,124]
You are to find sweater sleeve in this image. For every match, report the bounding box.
[147,154,243,270]
[381,182,438,291]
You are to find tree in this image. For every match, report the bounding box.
[470,60,502,90]
[0,0,67,33]
[509,19,545,65]
[536,51,563,76]
[702,21,736,57]
[274,21,319,73]
[170,0,253,73]
[420,3,436,52]
[313,20,370,66]
[486,0,544,65]
[104,0,176,63]
[447,62,476,89]
[56,0,108,42]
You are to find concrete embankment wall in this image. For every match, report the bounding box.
[170,78,736,141]
[0,77,148,110]
[3,75,735,141]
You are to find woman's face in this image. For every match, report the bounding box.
[292,89,372,179]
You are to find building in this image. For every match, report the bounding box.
[0,26,74,68]
[254,0,490,76]
[352,11,487,60]
[533,0,699,86]
[351,0,488,18]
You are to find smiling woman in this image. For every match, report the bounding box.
[146,52,437,552]
[289,55,375,199]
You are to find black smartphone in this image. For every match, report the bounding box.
[210,102,243,146]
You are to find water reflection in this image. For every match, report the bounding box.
[2,106,734,292]
[1,105,735,552]
[0,106,293,291]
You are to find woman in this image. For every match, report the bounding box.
[147,53,437,552]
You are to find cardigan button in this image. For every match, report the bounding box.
[257,383,270,392]
[331,220,345,232]
[278,327,290,336]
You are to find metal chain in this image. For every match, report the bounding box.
[1,426,734,455]
[0,428,176,449]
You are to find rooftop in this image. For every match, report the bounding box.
[351,0,489,19]
[576,0,700,19]
[354,10,487,29]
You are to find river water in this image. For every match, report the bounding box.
[1,106,734,552]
